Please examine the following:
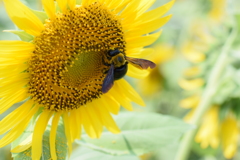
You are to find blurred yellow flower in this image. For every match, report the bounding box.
[195,106,220,149]
[182,43,206,63]
[209,0,226,22]
[181,21,214,63]
[178,78,204,91]
[220,115,238,159]
[180,95,200,109]
[138,44,174,96]
[184,66,201,77]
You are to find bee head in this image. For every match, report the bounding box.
[108,49,127,68]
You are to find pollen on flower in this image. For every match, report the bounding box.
[28,2,126,111]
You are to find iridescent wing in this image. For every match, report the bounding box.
[126,57,156,69]
[102,63,114,93]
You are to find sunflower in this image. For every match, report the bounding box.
[0,0,173,159]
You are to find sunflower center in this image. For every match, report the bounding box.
[28,2,126,111]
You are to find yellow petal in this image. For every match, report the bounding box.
[69,111,78,140]
[0,88,28,114]
[81,0,95,5]
[108,86,133,111]
[126,47,141,56]
[110,0,130,13]
[127,64,150,79]
[126,30,162,49]
[184,51,206,63]
[180,95,200,109]
[208,0,226,21]
[87,103,103,138]
[63,112,72,157]
[127,48,154,58]
[0,80,27,97]
[0,73,28,85]
[108,0,126,10]
[179,78,204,90]
[3,0,44,36]
[42,0,56,19]
[0,73,28,86]
[182,42,206,63]
[74,110,82,139]
[81,0,87,5]
[0,58,29,66]
[50,113,61,160]
[151,44,174,63]
[78,106,97,138]
[221,116,238,159]
[32,111,53,160]
[0,40,35,54]
[100,95,120,115]
[0,99,34,135]
[136,0,174,23]
[68,0,76,10]
[0,64,27,78]
[56,0,68,13]
[184,67,201,77]
[195,106,220,149]
[0,106,38,148]
[128,15,171,37]
[137,0,156,16]
[0,59,26,67]
[138,68,162,96]
[94,103,120,134]
[116,79,145,106]
[120,1,140,20]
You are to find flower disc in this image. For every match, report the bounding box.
[28,2,126,111]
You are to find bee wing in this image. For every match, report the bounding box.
[102,64,114,93]
[126,57,156,70]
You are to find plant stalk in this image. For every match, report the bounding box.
[174,19,238,160]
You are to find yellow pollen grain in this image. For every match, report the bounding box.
[28,2,126,111]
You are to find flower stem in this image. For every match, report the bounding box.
[174,19,238,160]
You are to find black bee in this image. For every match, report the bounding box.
[102,48,156,93]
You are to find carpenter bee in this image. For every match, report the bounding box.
[102,48,156,93]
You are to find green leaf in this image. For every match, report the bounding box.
[213,66,239,105]
[192,140,219,156]
[13,122,68,160]
[231,98,240,120]
[235,14,240,33]
[219,101,231,121]
[31,9,48,23]
[77,112,192,156]
[70,146,140,160]
[233,14,240,47]
[220,98,240,121]
[4,30,34,42]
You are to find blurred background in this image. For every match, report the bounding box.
[1,0,240,160]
